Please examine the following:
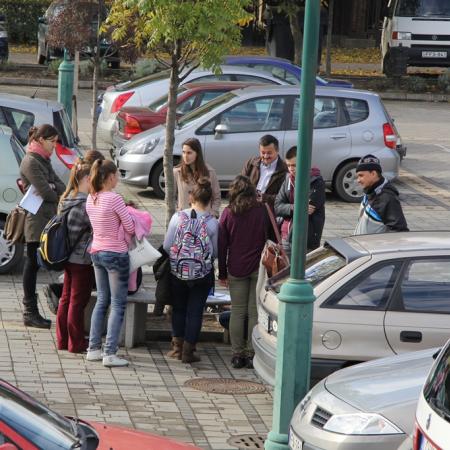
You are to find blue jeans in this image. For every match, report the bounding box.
[170,273,213,344]
[89,251,129,356]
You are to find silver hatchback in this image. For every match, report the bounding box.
[115,85,403,201]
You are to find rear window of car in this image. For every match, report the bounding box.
[1,107,35,146]
[342,98,369,124]
[423,345,450,422]
[268,245,347,293]
[149,86,189,112]
[116,70,170,91]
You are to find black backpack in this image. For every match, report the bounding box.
[37,206,88,271]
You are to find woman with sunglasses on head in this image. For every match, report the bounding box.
[20,124,65,329]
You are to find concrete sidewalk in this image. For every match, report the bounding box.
[0,270,272,450]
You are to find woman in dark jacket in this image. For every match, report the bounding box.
[20,125,65,329]
[218,175,269,369]
[56,161,94,353]
[275,146,325,253]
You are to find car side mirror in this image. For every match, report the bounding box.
[214,123,228,139]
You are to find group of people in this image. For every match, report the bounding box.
[19,123,408,371]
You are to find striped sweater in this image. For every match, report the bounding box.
[86,191,135,254]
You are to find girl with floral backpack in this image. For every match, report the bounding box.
[163,177,218,363]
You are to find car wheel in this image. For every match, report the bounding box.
[0,220,24,274]
[150,161,166,199]
[150,159,180,200]
[334,161,363,203]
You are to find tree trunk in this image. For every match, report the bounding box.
[290,13,303,66]
[325,0,334,77]
[163,49,180,228]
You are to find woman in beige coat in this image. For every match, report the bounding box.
[173,138,221,217]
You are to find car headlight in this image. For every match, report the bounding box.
[323,413,403,435]
[396,32,411,40]
[126,138,160,155]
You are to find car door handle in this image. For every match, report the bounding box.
[400,331,422,343]
[330,134,347,140]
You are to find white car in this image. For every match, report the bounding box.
[97,65,292,145]
[289,347,438,450]
[414,339,450,450]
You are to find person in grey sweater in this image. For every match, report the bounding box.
[20,125,65,329]
[56,161,94,353]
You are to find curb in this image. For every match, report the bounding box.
[0,76,449,102]
[0,77,112,90]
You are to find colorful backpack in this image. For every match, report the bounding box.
[169,210,213,280]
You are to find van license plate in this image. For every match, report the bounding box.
[422,51,447,58]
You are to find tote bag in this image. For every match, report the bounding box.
[4,206,27,244]
[129,236,161,273]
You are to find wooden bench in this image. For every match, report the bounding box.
[87,288,230,349]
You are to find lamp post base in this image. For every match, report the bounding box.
[265,430,289,450]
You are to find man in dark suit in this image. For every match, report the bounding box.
[241,134,288,208]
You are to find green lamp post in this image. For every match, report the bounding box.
[265,1,321,449]
[58,48,74,120]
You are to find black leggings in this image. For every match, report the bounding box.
[23,242,40,300]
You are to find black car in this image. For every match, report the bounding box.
[37,0,119,68]
[0,15,8,64]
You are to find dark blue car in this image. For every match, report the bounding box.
[225,55,353,88]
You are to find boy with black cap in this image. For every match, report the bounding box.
[354,154,408,235]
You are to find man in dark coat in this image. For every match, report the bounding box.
[275,146,325,253]
[241,134,288,208]
[354,154,408,235]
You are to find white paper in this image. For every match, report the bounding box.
[19,185,44,215]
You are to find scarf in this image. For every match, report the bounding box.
[28,140,51,160]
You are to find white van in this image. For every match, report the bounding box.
[381,0,450,76]
[414,339,450,450]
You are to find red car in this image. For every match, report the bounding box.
[0,379,199,450]
[112,81,256,148]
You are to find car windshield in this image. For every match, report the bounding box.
[149,86,188,112]
[178,91,237,128]
[396,0,450,17]
[116,70,170,91]
[268,245,347,292]
[0,382,79,446]
[423,346,450,422]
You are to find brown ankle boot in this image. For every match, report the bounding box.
[166,337,183,359]
[182,342,201,363]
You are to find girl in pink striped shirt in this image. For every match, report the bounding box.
[86,160,135,367]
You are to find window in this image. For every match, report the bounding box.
[176,95,197,114]
[53,109,75,148]
[400,259,450,313]
[291,97,338,129]
[233,74,279,84]
[325,263,399,309]
[0,108,7,127]
[194,74,233,82]
[2,107,35,145]
[397,0,450,18]
[207,96,286,133]
[343,98,369,124]
[254,64,298,85]
[198,91,227,107]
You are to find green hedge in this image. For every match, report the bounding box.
[0,0,52,44]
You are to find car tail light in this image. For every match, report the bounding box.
[392,31,398,40]
[55,142,77,169]
[383,122,397,149]
[111,92,134,113]
[16,179,25,194]
[123,117,143,139]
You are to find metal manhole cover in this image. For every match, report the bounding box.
[184,378,266,394]
[228,434,266,449]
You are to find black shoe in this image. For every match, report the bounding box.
[245,356,254,369]
[43,285,59,315]
[231,355,246,369]
[24,314,51,329]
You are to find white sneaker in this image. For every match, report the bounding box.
[86,349,103,361]
[103,354,129,367]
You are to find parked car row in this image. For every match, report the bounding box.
[114,85,403,201]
